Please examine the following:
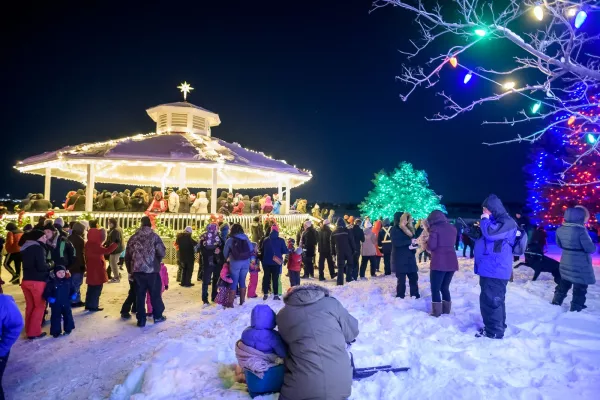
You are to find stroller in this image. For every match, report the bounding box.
[514,242,561,284]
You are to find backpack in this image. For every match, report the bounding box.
[230,237,253,260]
[511,228,528,256]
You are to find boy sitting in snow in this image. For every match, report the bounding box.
[43,265,76,338]
[235,304,286,397]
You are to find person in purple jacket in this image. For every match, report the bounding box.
[241,304,287,359]
[474,194,517,339]
[0,294,24,400]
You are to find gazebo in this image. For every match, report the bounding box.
[14,85,312,214]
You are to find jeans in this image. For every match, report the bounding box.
[180,261,194,286]
[479,276,508,338]
[289,270,301,287]
[318,254,335,280]
[553,279,588,311]
[85,285,103,309]
[134,272,165,322]
[21,280,47,337]
[109,254,120,281]
[262,264,280,296]
[0,353,9,400]
[229,262,249,289]
[71,273,84,304]
[302,254,315,278]
[120,279,137,315]
[359,255,378,277]
[202,263,219,302]
[396,272,419,298]
[430,270,454,302]
[383,253,391,275]
[50,303,75,336]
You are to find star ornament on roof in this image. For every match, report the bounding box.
[177,81,194,101]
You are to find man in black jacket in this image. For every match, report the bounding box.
[331,218,356,285]
[176,227,198,287]
[68,222,86,307]
[377,218,393,275]
[318,220,336,281]
[350,219,365,281]
[301,221,318,279]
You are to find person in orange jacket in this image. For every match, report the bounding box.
[4,223,23,284]
[372,217,384,273]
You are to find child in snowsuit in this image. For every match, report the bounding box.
[146,263,169,316]
[43,265,76,337]
[287,247,302,287]
[248,244,260,298]
[215,262,234,306]
[236,304,286,398]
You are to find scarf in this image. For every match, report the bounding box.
[234,340,283,378]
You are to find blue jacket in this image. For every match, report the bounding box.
[273,200,282,215]
[0,295,24,356]
[241,305,287,358]
[224,233,253,272]
[43,276,75,307]
[474,195,517,280]
[556,207,597,285]
[260,231,289,266]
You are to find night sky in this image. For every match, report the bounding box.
[2,0,529,204]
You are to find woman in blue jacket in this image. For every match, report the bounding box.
[0,294,24,399]
[259,226,289,301]
[223,224,253,307]
[474,195,517,339]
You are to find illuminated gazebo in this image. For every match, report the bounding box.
[14,82,312,213]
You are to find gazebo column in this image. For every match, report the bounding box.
[285,181,291,214]
[211,167,218,214]
[179,166,186,188]
[85,164,96,212]
[277,181,283,203]
[228,183,233,194]
[44,167,52,200]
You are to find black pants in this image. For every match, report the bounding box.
[359,255,378,277]
[418,251,430,263]
[396,272,419,298]
[455,237,460,251]
[318,253,335,280]
[0,353,9,400]
[202,263,219,302]
[430,270,454,302]
[351,254,360,281]
[336,254,353,286]
[180,261,194,286]
[463,244,474,258]
[50,303,74,336]
[479,276,508,338]
[302,255,314,278]
[289,270,301,287]
[85,285,103,309]
[5,252,22,279]
[197,257,204,281]
[120,279,137,315]
[383,253,391,275]
[262,264,280,296]
[134,272,165,322]
[554,279,588,311]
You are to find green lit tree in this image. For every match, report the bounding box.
[359,162,446,220]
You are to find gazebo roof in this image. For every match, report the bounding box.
[15,131,312,189]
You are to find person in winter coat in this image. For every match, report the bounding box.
[251,196,261,214]
[301,220,318,279]
[178,188,191,213]
[147,191,168,214]
[350,219,365,281]
[130,189,148,212]
[112,192,127,212]
[331,218,356,285]
[4,223,23,284]
[461,229,475,259]
[359,220,379,279]
[215,262,234,306]
[42,265,76,337]
[318,219,336,281]
[248,244,261,298]
[251,216,265,244]
[176,227,197,287]
[85,228,118,312]
[224,224,253,306]
[272,196,282,215]
[391,212,420,299]
[552,206,597,312]
[372,218,383,272]
[232,199,245,215]
[99,192,115,211]
[167,189,179,213]
[20,229,53,339]
[259,226,288,300]
[287,247,303,287]
[72,189,86,211]
[30,194,53,212]
[276,284,359,400]
[67,222,86,308]
[261,196,274,214]
[146,263,169,316]
[197,223,224,305]
[241,305,287,358]
[63,191,77,210]
[474,194,517,339]
[415,219,431,263]
[426,211,459,317]
[0,293,23,399]
[107,218,124,283]
[378,218,393,275]
[191,191,209,214]
[125,216,167,326]
[218,200,230,216]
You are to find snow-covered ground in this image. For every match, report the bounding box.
[4,255,600,400]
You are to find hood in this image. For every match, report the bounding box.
[336,218,346,228]
[482,194,508,218]
[72,222,86,236]
[199,191,207,198]
[564,207,587,225]
[383,218,391,227]
[87,228,104,244]
[250,305,277,330]
[284,284,329,306]
[393,212,404,227]
[264,196,273,206]
[77,189,85,195]
[269,230,280,240]
[6,223,19,232]
[207,223,218,234]
[575,205,590,223]
[427,210,448,226]
[154,192,164,201]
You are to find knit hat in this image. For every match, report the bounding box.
[79,220,90,230]
[271,224,280,232]
[43,224,57,232]
[364,220,373,229]
[354,218,362,226]
[27,230,45,241]
[185,226,193,233]
[53,265,67,274]
[304,220,312,229]
[336,218,346,228]
[54,217,65,228]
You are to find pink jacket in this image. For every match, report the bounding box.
[220,264,233,284]
[159,263,169,289]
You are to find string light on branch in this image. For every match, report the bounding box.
[531,102,541,114]
[463,72,473,84]
[568,115,576,125]
[587,133,597,144]
[533,5,544,21]
[567,8,578,17]
[474,29,487,37]
[502,81,516,90]
[449,57,458,67]
[575,10,588,28]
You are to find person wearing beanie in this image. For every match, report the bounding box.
[301,220,318,279]
[176,227,197,287]
[331,218,356,285]
[378,218,393,275]
[68,222,87,307]
[43,265,76,338]
[317,219,336,281]
[54,217,67,239]
[287,246,303,287]
[359,220,378,279]
[106,218,124,283]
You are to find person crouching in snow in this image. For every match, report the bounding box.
[235,304,286,398]
[146,263,169,317]
[287,247,303,287]
[552,206,597,312]
[215,262,234,307]
[248,244,261,299]
[43,265,76,337]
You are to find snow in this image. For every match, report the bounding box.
[4,256,600,400]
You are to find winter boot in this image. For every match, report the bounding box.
[3,264,17,281]
[551,291,566,306]
[225,290,236,308]
[239,288,247,306]
[430,302,442,317]
[442,300,452,315]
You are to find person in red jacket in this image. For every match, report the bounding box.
[232,199,245,215]
[4,223,23,284]
[145,192,168,229]
[287,247,303,287]
[84,228,118,311]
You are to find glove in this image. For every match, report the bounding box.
[516,230,522,237]
[48,297,56,304]
[165,285,169,290]
[71,293,77,301]
[481,214,490,220]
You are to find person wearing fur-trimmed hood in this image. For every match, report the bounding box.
[391,212,420,299]
[276,284,359,400]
